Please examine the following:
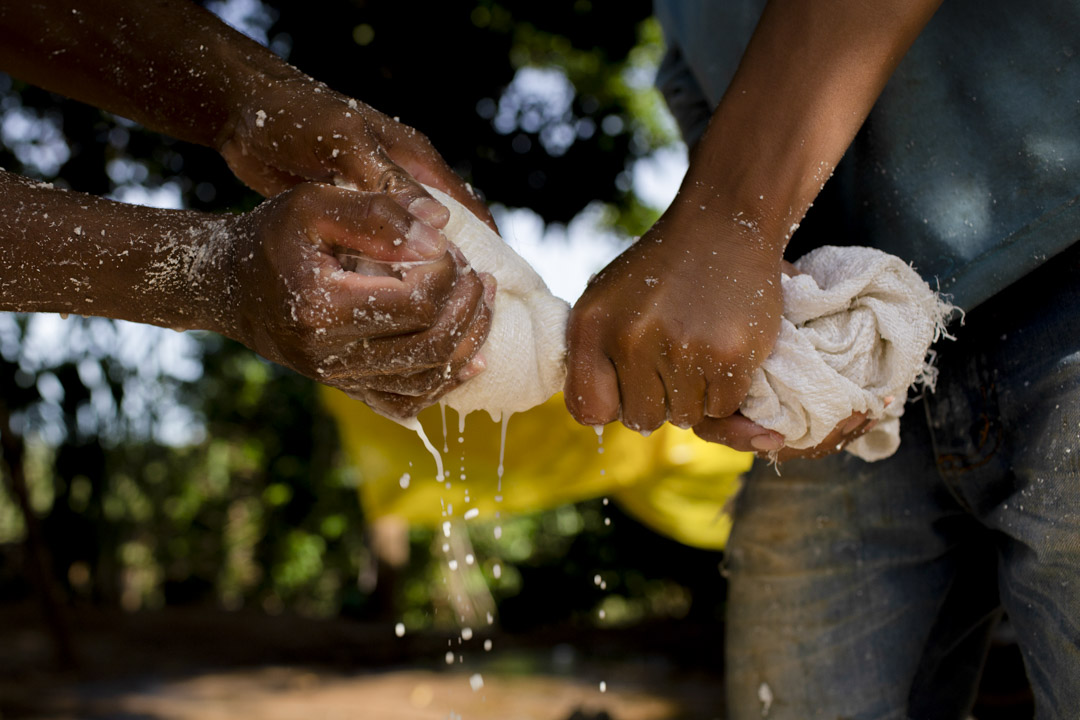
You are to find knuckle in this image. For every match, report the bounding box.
[281,182,322,210]
[375,165,417,198]
[612,317,656,357]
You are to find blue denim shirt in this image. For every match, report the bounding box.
[654,0,1080,310]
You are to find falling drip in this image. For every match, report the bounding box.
[595,424,604,454]
[497,413,510,493]
[401,417,444,482]
[440,402,449,453]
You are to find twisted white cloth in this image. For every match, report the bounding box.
[426,188,950,461]
[741,245,953,461]
[429,187,570,422]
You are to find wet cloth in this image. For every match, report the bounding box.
[429,186,948,458]
[425,186,570,422]
[743,246,951,461]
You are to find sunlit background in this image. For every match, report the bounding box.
[1,0,718,673]
[0,3,1037,718]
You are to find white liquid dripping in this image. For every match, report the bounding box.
[440,402,449,453]
[497,414,510,493]
[401,417,444,482]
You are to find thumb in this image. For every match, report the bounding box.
[693,413,785,454]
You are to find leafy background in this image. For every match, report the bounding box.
[0,2,1030,716]
[0,0,721,639]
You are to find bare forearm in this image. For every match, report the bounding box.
[0,0,301,150]
[0,169,236,333]
[684,0,942,251]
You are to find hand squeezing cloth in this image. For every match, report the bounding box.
[422,187,953,462]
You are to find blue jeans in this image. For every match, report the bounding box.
[724,242,1080,719]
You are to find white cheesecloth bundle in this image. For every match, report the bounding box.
[425,187,570,422]
[742,245,953,461]
[416,189,951,462]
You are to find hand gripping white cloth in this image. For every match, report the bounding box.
[418,187,950,462]
[740,245,954,461]
[426,187,570,422]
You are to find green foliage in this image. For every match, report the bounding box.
[0,0,718,633]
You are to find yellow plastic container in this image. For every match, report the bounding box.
[323,389,752,550]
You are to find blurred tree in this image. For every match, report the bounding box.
[0,0,721,649]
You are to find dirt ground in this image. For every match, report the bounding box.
[0,603,1034,719]
[0,604,726,720]
[19,665,717,720]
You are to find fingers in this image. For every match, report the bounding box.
[292,184,447,262]
[618,367,668,433]
[338,149,452,230]
[693,411,875,462]
[786,412,871,460]
[564,335,620,427]
[389,148,499,233]
[364,250,492,369]
[318,254,492,390]
[660,353,707,428]
[694,413,786,453]
[308,260,455,339]
[243,184,496,404]
[705,369,755,419]
[348,386,435,422]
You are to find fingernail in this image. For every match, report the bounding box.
[842,416,864,435]
[409,197,450,228]
[405,221,446,258]
[750,434,784,452]
[865,420,879,432]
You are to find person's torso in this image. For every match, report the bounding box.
[655,0,1080,310]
